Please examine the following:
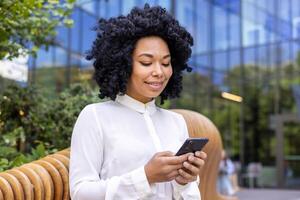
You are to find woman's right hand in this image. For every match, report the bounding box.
[144,151,190,184]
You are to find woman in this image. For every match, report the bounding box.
[217,150,235,195]
[69,4,207,200]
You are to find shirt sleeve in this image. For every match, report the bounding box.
[171,114,201,200]
[69,105,155,200]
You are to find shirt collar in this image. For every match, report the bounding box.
[115,94,157,115]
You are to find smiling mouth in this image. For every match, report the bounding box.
[145,81,164,90]
[145,81,163,85]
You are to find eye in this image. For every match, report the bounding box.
[162,63,170,67]
[140,62,152,66]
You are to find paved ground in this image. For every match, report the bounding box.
[235,188,300,200]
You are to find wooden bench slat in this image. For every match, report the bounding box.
[42,157,69,200]
[34,160,64,200]
[0,172,24,200]
[55,149,70,158]
[0,187,4,200]
[25,163,54,200]
[17,166,44,200]
[49,155,69,170]
[0,176,14,200]
[6,169,34,200]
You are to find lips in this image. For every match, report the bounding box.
[145,81,164,90]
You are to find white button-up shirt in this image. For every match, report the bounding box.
[69,94,201,200]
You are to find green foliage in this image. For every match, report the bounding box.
[0,83,98,171]
[0,84,46,152]
[0,0,75,59]
[0,143,49,171]
[44,83,99,149]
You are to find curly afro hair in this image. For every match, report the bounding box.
[86,3,193,104]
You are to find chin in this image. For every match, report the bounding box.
[148,91,162,98]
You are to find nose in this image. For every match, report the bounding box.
[152,63,163,77]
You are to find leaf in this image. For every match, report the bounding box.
[0,158,9,166]
[35,143,46,157]
[48,0,59,4]
[10,154,28,167]
[63,19,73,28]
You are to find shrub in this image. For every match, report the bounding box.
[0,83,98,171]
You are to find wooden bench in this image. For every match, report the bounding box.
[0,109,238,200]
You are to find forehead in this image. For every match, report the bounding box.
[133,36,170,55]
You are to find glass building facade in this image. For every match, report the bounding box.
[26,0,300,188]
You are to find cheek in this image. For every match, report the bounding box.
[166,67,173,79]
[132,62,151,78]
[131,71,147,85]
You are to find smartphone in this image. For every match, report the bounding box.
[175,138,209,156]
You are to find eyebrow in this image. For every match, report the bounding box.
[138,53,171,59]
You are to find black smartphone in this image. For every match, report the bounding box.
[175,138,209,156]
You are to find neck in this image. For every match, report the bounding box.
[125,93,154,104]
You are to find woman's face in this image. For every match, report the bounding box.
[126,36,173,103]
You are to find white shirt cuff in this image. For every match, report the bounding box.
[172,180,190,194]
[172,176,201,200]
[130,166,155,198]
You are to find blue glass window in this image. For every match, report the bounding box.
[244,47,256,66]
[292,0,300,40]
[229,50,240,69]
[196,0,209,53]
[54,47,67,68]
[155,0,170,10]
[122,0,136,14]
[70,8,81,53]
[77,0,97,15]
[213,71,226,87]
[257,46,268,67]
[36,47,55,68]
[194,55,210,76]
[106,0,122,18]
[176,0,194,35]
[242,1,258,46]
[56,26,68,48]
[268,44,279,68]
[213,5,228,50]
[228,0,240,15]
[214,51,228,72]
[82,12,97,56]
[229,14,240,48]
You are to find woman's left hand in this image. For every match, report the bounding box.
[175,151,207,185]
